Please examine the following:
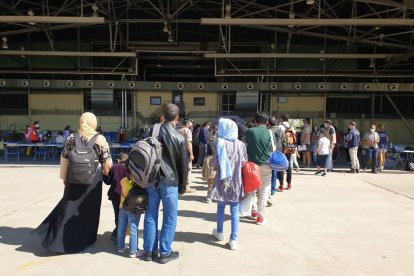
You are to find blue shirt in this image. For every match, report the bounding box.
[346,128,360,148]
[199,127,208,144]
[377,130,388,149]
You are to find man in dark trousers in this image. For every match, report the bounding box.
[143,103,189,264]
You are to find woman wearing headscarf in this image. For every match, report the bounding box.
[208,118,247,250]
[34,112,113,253]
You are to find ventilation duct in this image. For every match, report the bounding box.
[91,89,114,108]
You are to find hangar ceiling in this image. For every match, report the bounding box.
[0,0,413,82]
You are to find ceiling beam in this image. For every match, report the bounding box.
[200,18,414,26]
[354,0,414,10]
[204,53,392,59]
[0,16,105,24]
[0,50,136,57]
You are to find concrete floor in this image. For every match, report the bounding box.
[0,166,413,276]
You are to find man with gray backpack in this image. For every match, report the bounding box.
[137,103,189,264]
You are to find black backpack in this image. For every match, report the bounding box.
[123,185,148,214]
[67,132,101,185]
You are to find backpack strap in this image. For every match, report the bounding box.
[152,123,161,138]
[269,129,276,151]
[73,132,83,147]
[86,133,99,148]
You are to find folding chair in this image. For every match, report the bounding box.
[4,143,20,162]
[53,144,64,160]
[110,143,121,155]
[33,143,49,161]
[387,147,404,169]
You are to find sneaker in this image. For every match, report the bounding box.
[371,170,377,174]
[286,184,291,190]
[278,186,284,192]
[142,251,157,262]
[315,171,322,175]
[117,245,128,253]
[186,187,196,193]
[266,200,273,207]
[321,172,327,176]
[212,228,224,241]
[229,240,238,250]
[356,169,360,173]
[129,250,145,258]
[158,251,180,264]
[256,216,267,225]
[271,190,276,196]
[205,197,212,203]
[251,211,258,219]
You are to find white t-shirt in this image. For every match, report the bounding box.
[279,122,296,134]
[318,137,330,155]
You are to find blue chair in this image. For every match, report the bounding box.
[4,143,20,162]
[33,143,49,161]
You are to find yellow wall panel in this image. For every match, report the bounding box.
[184,92,218,113]
[136,91,171,118]
[30,93,82,110]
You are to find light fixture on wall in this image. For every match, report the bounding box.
[2,37,8,49]
[177,82,185,90]
[128,81,136,89]
[66,80,74,87]
[224,4,231,19]
[87,80,95,88]
[107,80,115,88]
[0,79,6,87]
[294,82,301,90]
[221,83,229,90]
[270,82,277,90]
[27,9,36,25]
[154,82,162,89]
[197,82,205,90]
[92,3,99,17]
[22,79,30,87]
[306,0,315,4]
[246,82,254,90]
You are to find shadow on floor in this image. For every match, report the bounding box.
[0,226,120,257]
[177,210,230,222]
[174,231,228,249]
[179,194,207,202]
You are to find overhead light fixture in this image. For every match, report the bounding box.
[27,9,36,25]
[224,4,231,19]
[319,50,325,61]
[167,30,173,42]
[92,3,99,17]
[288,13,295,28]
[20,46,25,57]
[2,37,8,49]
[306,0,315,4]
[369,58,375,68]
[163,20,169,32]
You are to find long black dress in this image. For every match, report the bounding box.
[34,134,111,253]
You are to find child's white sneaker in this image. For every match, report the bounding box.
[229,240,238,250]
[212,228,224,241]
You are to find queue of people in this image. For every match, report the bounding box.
[33,107,390,264]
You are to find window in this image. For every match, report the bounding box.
[193,97,205,106]
[221,92,236,115]
[150,96,161,105]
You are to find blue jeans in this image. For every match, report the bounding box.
[363,147,378,169]
[217,201,239,241]
[117,207,141,254]
[271,170,277,192]
[144,183,178,256]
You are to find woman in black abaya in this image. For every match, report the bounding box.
[34,112,112,253]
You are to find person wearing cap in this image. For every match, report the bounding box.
[346,122,361,173]
[323,120,336,171]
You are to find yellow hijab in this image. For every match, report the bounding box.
[78,112,109,149]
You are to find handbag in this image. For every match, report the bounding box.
[242,161,261,193]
